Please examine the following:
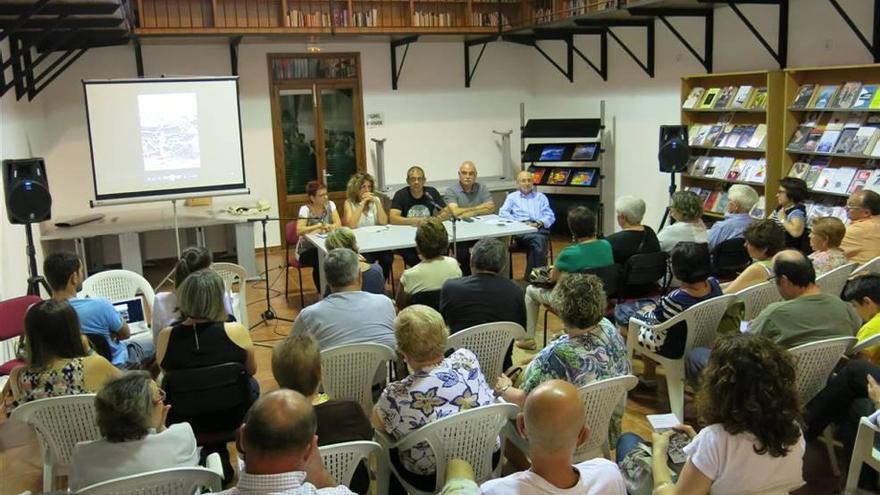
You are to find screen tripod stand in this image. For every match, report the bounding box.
[249,215,294,330]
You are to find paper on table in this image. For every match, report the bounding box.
[647,413,682,431]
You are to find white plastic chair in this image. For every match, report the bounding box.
[735,280,782,322]
[74,453,223,495]
[319,441,382,488]
[212,262,249,329]
[789,336,856,406]
[852,334,880,356]
[845,416,880,494]
[852,256,880,277]
[816,262,858,297]
[627,294,737,420]
[9,394,100,491]
[447,322,526,383]
[80,269,156,311]
[504,374,638,462]
[374,402,518,495]
[320,343,396,416]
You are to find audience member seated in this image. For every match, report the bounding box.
[44,252,146,369]
[343,172,393,280]
[218,389,356,495]
[706,184,758,251]
[152,246,234,341]
[396,217,461,309]
[657,191,708,252]
[520,206,613,350]
[272,333,372,494]
[482,380,626,495]
[772,177,809,251]
[2,300,119,416]
[618,242,721,361]
[808,216,848,275]
[841,189,880,263]
[687,250,861,379]
[70,371,198,489]
[617,334,805,495]
[293,248,396,350]
[156,268,259,403]
[721,219,786,294]
[496,274,630,442]
[444,161,496,276]
[605,195,661,265]
[438,459,480,495]
[843,274,880,364]
[325,227,385,295]
[390,166,448,267]
[499,170,556,280]
[372,305,496,492]
[296,180,343,290]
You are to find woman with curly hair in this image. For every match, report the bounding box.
[343,172,393,280]
[395,217,461,308]
[617,334,805,495]
[496,273,631,439]
[657,191,708,253]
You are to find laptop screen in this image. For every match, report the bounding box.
[112,297,146,324]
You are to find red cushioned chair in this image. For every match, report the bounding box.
[0,295,42,375]
[284,220,307,308]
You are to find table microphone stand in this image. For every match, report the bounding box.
[426,192,457,257]
[249,215,294,330]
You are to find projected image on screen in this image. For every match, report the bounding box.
[138,93,201,172]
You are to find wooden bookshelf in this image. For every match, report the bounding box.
[781,64,880,222]
[680,70,785,220]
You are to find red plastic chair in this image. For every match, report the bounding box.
[284,221,307,307]
[0,295,42,375]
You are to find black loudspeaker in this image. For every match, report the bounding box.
[3,158,52,224]
[658,125,690,173]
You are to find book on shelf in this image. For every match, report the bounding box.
[714,86,738,109]
[816,130,841,153]
[810,85,839,109]
[745,159,766,183]
[833,128,859,154]
[750,196,766,219]
[845,113,867,128]
[867,169,880,192]
[692,156,711,177]
[712,157,735,180]
[849,127,880,155]
[529,167,546,184]
[696,188,712,206]
[683,87,705,109]
[788,125,813,150]
[736,125,757,148]
[826,112,848,131]
[805,163,826,189]
[801,127,825,152]
[854,85,878,109]
[810,202,837,222]
[726,159,747,181]
[788,161,810,180]
[746,123,767,149]
[832,81,862,109]
[830,167,859,195]
[704,124,725,147]
[812,166,838,193]
[685,156,700,176]
[870,89,880,109]
[848,169,874,194]
[704,191,720,211]
[714,193,729,214]
[545,169,570,185]
[791,84,817,108]
[870,139,880,157]
[749,87,768,110]
[569,169,596,186]
[731,86,754,109]
[700,88,720,109]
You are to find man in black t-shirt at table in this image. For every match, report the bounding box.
[390,165,448,267]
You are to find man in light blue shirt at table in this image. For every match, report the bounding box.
[707,183,759,251]
[499,170,555,280]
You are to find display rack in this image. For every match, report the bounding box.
[520,104,606,236]
[679,70,785,221]
[781,64,880,227]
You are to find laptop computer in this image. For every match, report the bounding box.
[112,297,149,335]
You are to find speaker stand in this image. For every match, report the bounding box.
[658,172,678,232]
[24,223,51,297]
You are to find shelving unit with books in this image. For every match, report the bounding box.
[680,70,785,221]
[520,0,613,27]
[782,65,880,228]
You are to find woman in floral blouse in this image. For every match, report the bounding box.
[495,273,631,441]
[808,216,848,276]
[373,305,496,492]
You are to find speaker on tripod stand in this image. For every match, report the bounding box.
[3,158,53,296]
[657,125,691,230]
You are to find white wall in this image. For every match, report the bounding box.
[1,0,877,295]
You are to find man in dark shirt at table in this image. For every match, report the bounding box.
[440,237,526,369]
[390,165,448,267]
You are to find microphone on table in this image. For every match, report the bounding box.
[424,191,456,220]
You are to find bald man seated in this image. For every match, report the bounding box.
[480,380,625,495]
[218,389,355,495]
[444,161,497,276]
[498,171,555,280]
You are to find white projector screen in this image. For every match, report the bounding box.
[83,77,248,204]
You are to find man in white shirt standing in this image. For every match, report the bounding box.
[481,380,625,495]
[219,389,355,495]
